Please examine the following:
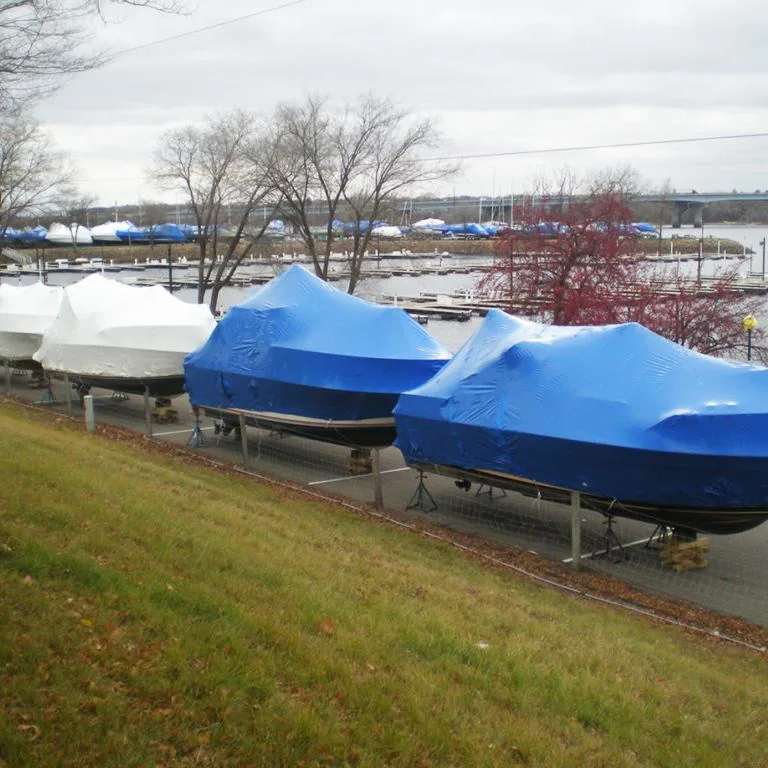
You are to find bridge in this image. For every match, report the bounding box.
[399,193,768,228]
[635,193,768,228]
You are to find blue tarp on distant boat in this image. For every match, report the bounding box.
[184,265,452,438]
[117,223,187,243]
[394,310,768,529]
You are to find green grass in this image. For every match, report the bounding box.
[0,403,766,767]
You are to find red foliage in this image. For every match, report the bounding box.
[481,190,640,325]
[480,189,762,358]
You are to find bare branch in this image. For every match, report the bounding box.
[149,110,280,312]
[0,0,186,108]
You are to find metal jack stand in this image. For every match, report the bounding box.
[187,408,206,449]
[644,524,671,549]
[592,514,626,562]
[406,470,438,513]
[39,381,55,406]
[475,484,507,499]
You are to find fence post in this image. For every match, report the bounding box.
[84,395,95,433]
[372,448,383,510]
[239,413,248,466]
[4,360,9,396]
[143,386,153,438]
[64,374,72,417]
[570,491,582,570]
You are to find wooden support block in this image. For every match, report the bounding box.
[660,536,710,572]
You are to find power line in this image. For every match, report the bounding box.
[72,131,768,185]
[111,0,308,57]
[427,132,768,162]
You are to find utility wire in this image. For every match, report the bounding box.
[428,132,768,162]
[110,0,308,57]
[74,130,768,184]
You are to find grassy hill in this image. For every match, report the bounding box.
[0,402,766,767]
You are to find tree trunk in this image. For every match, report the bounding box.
[209,283,221,315]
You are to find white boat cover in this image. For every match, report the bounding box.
[0,282,63,360]
[370,225,403,238]
[90,220,137,243]
[46,222,93,246]
[412,218,445,229]
[33,274,216,379]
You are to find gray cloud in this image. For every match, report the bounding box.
[32,0,768,203]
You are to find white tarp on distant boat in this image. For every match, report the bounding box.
[370,225,403,238]
[0,282,63,361]
[46,222,93,246]
[412,218,445,229]
[33,274,216,379]
[90,220,138,243]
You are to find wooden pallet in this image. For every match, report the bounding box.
[661,536,710,572]
[152,406,178,424]
[346,448,372,475]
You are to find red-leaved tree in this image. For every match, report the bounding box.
[480,170,764,360]
[481,173,642,324]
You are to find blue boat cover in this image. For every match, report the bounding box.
[117,223,187,243]
[394,309,768,510]
[184,264,452,422]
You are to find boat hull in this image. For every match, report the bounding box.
[204,406,396,448]
[66,373,186,398]
[408,461,768,535]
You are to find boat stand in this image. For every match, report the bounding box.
[187,407,207,449]
[592,514,626,563]
[39,381,55,406]
[406,469,438,513]
[475,483,507,500]
[644,524,671,549]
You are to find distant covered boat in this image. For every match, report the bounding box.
[632,222,660,236]
[184,264,452,447]
[34,274,216,397]
[46,222,93,246]
[439,223,489,238]
[90,220,138,243]
[370,225,404,238]
[116,223,187,244]
[394,310,768,535]
[0,283,63,367]
[412,218,445,230]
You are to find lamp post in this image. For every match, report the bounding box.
[743,314,758,361]
[760,238,766,280]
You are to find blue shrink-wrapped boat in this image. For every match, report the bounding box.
[184,265,452,448]
[394,309,768,534]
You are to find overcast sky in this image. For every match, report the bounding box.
[34,0,768,210]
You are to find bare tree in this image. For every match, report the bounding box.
[0,112,69,241]
[268,95,347,281]
[151,110,280,312]
[54,189,96,245]
[0,0,184,108]
[270,94,456,293]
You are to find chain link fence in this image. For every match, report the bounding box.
[5,368,768,631]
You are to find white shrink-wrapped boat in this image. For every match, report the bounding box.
[0,283,64,367]
[33,274,216,397]
[46,222,93,246]
[89,220,138,243]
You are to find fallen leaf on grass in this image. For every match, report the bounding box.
[316,619,335,635]
[17,724,41,741]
